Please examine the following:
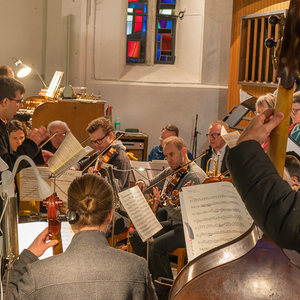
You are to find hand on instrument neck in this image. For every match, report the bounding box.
[236,109,284,146]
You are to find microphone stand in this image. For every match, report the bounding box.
[192,114,201,158]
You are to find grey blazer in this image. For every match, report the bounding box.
[3,230,158,300]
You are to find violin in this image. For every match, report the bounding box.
[164,166,188,195]
[94,147,116,173]
[43,192,63,255]
[82,133,123,173]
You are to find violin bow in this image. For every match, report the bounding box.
[81,132,124,173]
[39,132,58,148]
[267,0,300,176]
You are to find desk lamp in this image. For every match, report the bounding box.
[12,57,48,88]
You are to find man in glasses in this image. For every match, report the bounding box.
[0,76,52,172]
[42,120,70,154]
[200,120,229,175]
[74,116,131,191]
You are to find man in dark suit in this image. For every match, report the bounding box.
[201,120,229,175]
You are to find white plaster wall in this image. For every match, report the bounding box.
[0,0,233,158]
[90,81,228,156]
[0,0,47,97]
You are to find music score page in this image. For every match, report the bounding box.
[119,186,162,242]
[180,181,253,261]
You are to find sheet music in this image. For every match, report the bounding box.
[47,131,93,177]
[18,222,74,260]
[119,186,162,242]
[286,136,300,156]
[19,167,82,202]
[221,131,240,148]
[180,181,253,261]
[130,161,153,181]
[150,160,169,177]
[19,167,52,200]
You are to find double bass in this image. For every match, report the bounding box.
[169,1,300,298]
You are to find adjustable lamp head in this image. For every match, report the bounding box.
[12,57,31,78]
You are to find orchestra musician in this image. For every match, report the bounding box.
[147,124,194,161]
[73,116,131,238]
[0,65,14,78]
[201,120,229,175]
[131,136,207,300]
[7,120,26,152]
[73,116,130,191]
[0,77,52,173]
[42,120,70,154]
[226,109,300,250]
[2,174,158,300]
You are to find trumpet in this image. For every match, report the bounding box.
[206,153,220,177]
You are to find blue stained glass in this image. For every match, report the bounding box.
[144,4,147,13]
[157,51,160,61]
[167,20,172,29]
[129,3,134,8]
[127,22,133,35]
[142,20,146,32]
[135,3,143,9]
[161,0,175,3]
[157,34,161,41]
[157,41,160,51]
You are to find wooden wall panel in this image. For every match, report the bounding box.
[227,0,290,113]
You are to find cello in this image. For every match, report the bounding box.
[169,1,300,298]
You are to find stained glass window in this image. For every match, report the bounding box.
[155,0,176,64]
[126,0,147,63]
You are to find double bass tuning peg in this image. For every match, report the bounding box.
[268,15,282,26]
[264,38,277,49]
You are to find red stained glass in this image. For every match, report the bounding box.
[162,34,172,50]
[135,16,142,31]
[128,41,140,58]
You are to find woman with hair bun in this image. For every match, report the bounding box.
[3,174,157,300]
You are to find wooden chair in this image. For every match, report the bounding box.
[107,231,129,250]
[167,248,187,274]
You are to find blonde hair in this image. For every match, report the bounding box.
[255,93,276,110]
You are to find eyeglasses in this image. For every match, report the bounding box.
[206,133,221,139]
[90,132,109,146]
[7,97,24,104]
[52,132,67,139]
[291,108,300,115]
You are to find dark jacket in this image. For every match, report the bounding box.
[0,119,44,173]
[200,145,229,174]
[226,140,300,250]
[75,140,131,191]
